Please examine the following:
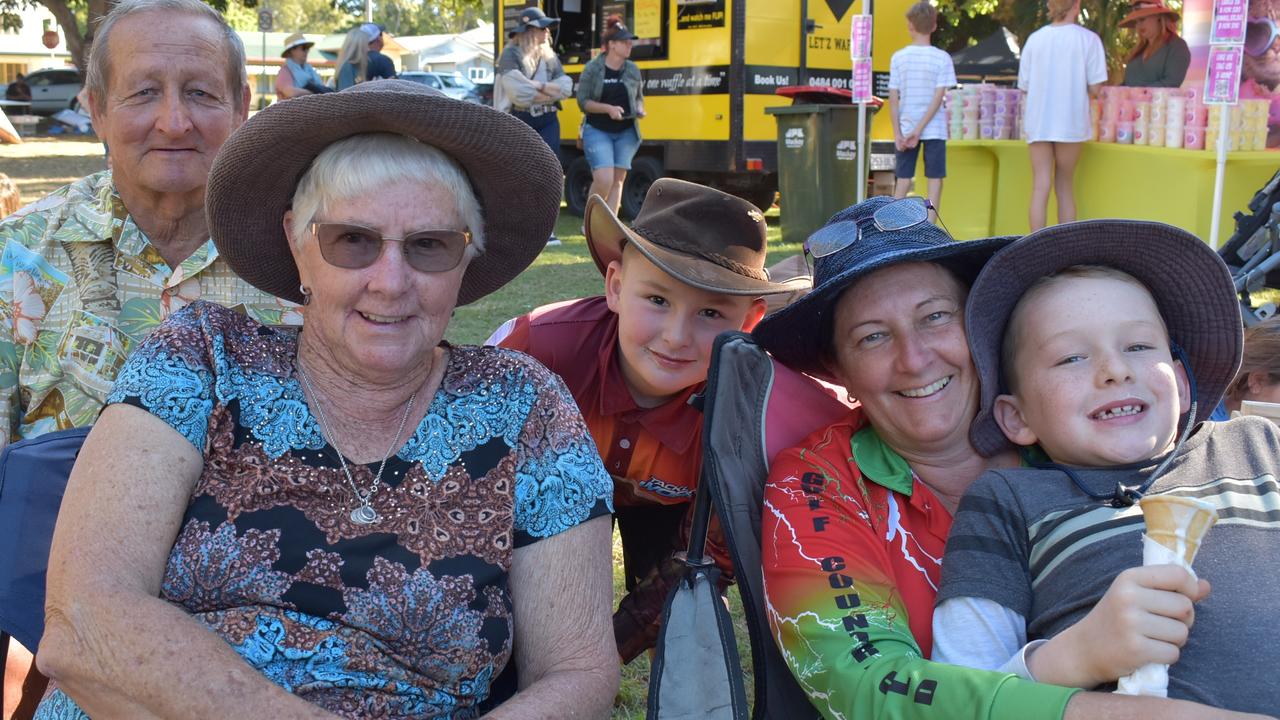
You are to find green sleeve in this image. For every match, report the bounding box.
[762,444,1079,719]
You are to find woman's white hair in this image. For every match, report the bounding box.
[290,133,486,256]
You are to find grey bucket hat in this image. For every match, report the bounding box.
[206,79,562,307]
[966,219,1243,458]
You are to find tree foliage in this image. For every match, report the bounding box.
[936,0,1182,82]
[0,0,487,74]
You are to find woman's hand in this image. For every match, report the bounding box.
[1029,564,1207,689]
[606,104,625,121]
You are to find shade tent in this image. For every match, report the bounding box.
[951,27,1021,79]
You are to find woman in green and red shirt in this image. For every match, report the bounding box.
[750,197,1264,720]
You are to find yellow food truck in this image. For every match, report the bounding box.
[494,0,910,217]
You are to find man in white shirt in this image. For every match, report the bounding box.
[888,1,957,218]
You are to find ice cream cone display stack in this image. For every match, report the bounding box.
[1116,494,1218,698]
[1206,99,1271,152]
[946,84,1022,141]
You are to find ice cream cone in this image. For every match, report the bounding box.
[1139,495,1217,565]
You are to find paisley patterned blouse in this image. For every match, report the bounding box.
[35,301,614,720]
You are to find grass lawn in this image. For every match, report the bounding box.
[449,206,799,718]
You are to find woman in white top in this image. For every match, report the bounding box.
[1018,0,1107,231]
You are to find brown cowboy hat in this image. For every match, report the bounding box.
[206,79,562,307]
[584,178,811,296]
[1120,0,1180,27]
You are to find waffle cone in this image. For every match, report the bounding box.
[1139,495,1218,565]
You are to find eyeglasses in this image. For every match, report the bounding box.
[309,222,472,273]
[804,196,945,258]
[1246,17,1279,57]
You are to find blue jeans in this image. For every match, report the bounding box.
[582,123,640,171]
[512,110,561,164]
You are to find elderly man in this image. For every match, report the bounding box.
[0,0,298,716]
[361,22,397,80]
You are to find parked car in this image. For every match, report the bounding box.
[399,71,481,103]
[22,68,83,115]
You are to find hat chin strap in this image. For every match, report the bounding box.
[1020,342,1199,508]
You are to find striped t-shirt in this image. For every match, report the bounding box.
[939,416,1280,713]
[888,44,957,140]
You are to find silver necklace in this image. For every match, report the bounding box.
[295,361,416,525]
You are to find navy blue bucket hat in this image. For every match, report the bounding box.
[753,196,1014,379]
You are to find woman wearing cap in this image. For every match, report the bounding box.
[752,197,1262,720]
[334,27,370,90]
[33,81,619,719]
[495,8,572,163]
[1122,1,1191,88]
[577,14,645,215]
[275,33,330,99]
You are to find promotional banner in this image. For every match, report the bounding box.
[1185,0,1280,146]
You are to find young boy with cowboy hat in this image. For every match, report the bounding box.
[489,180,808,661]
[933,220,1280,712]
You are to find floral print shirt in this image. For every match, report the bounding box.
[35,301,614,720]
[0,170,300,448]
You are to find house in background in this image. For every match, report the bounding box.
[395,21,494,84]
[0,5,73,84]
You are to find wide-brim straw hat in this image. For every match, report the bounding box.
[753,196,1013,380]
[206,80,562,306]
[280,33,314,56]
[1121,0,1180,27]
[966,220,1242,458]
[584,178,811,297]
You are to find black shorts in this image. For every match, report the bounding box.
[895,138,947,179]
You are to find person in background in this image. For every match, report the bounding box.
[4,73,31,102]
[888,1,955,218]
[360,22,397,81]
[1223,315,1280,414]
[334,28,369,90]
[0,0,298,716]
[495,7,571,245]
[577,15,644,215]
[489,180,807,663]
[1121,0,1191,88]
[1019,0,1106,232]
[275,33,330,99]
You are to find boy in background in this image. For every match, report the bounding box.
[489,180,808,661]
[888,1,956,217]
[933,220,1280,713]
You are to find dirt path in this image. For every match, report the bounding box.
[1,136,108,207]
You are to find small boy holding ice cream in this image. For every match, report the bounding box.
[932,219,1280,714]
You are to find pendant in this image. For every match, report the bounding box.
[350,504,379,525]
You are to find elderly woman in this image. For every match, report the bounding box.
[33,81,619,719]
[752,197,1264,720]
[1121,0,1191,88]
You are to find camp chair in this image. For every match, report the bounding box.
[0,426,90,712]
[648,331,855,720]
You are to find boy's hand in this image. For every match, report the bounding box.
[894,133,908,151]
[1028,564,1208,689]
[904,131,921,149]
